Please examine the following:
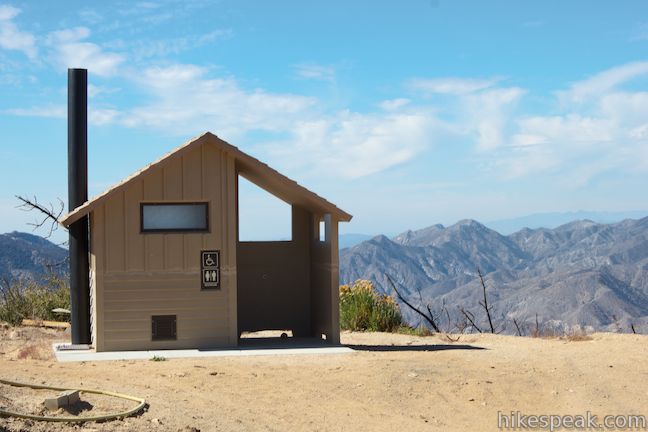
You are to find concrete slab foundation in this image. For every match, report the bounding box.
[53,341,354,362]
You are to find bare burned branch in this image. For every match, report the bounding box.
[513,318,523,336]
[15,195,66,238]
[385,273,441,333]
[477,268,495,334]
[460,307,482,333]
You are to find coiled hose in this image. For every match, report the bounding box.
[0,378,147,423]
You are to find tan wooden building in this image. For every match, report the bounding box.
[60,132,352,352]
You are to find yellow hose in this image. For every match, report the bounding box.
[0,378,147,423]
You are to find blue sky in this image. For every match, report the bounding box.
[1,0,648,242]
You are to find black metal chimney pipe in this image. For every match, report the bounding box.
[68,68,91,345]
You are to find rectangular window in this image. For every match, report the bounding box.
[141,202,208,233]
[319,220,326,242]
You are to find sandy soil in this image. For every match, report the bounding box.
[0,325,647,432]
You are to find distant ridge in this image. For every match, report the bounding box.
[341,218,648,334]
[0,232,68,284]
[485,210,648,234]
[339,233,373,249]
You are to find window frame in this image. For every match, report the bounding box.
[140,202,210,234]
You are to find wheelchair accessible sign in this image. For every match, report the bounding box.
[201,250,220,289]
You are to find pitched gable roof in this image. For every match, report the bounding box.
[59,132,352,227]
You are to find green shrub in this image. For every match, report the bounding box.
[339,280,403,332]
[0,275,71,326]
[395,325,434,336]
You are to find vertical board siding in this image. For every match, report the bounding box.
[92,206,105,351]
[183,150,203,270]
[124,180,145,271]
[104,191,125,272]
[95,145,234,351]
[163,157,184,270]
[202,144,222,250]
[143,168,164,271]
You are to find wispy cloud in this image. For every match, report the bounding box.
[122,64,315,137]
[485,62,648,184]
[118,1,161,16]
[463,87,526,151]
[408,77,499,95]
[78,8,103,25]
[4,105,65,118]
[0,5,37,60]
[4,104,120,125]
[403,62,648,186]
[293,63,336,82]
[114,29,232,60]
[45,26,125,76]
[557,61,648,104]
[379,98,410,111]
[266,110,435,179]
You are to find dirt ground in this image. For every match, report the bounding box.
[0,325,647,432]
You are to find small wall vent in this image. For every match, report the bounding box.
[152,315,177,341]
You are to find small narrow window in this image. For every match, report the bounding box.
[319,220,326,242]
[141,202,208,233]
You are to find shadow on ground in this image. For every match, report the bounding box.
[345,344,486,352]
[63,400,94,415]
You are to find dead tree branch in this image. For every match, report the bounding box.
[15,195,65,238]
[533,313,541,337]
[477,268,496,334]
[385,273,441,333]
[442,300,452,332]
[459,307,482,333]
[512,318,523,336]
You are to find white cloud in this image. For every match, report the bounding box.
[122,64,315,137]
[46,26,124,76]
[408,77,499,95]
[516,115,615,147]
[4,105,65,118]
[510,133,546,148]
[489,114,617,180]
[90,108,120,125]
[484,63,648,183]
[88,83,118,97]
[124,29,231,59]
[267,110,434,179]
[79,8,103,25]
[293,63,336,82]
[463,87,526,151]
[0,5,37,60]
[379,98,410,111]
[558,61,648,104]
[599,91,648,124]
[4,104,119,126]
[0,4,19,20]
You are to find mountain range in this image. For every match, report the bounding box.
[340,218,648,334]
[0,232,68,285]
